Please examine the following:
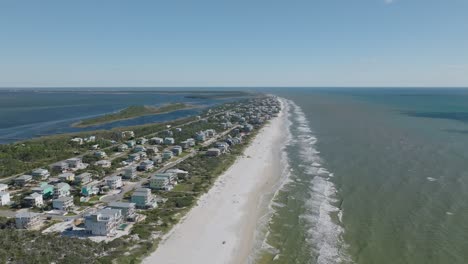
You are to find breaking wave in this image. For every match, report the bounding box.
[288,100,351,264]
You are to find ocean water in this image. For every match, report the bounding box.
[257,88,468,264]
[0,89,236,144]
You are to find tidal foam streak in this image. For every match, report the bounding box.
[288,100,351,264]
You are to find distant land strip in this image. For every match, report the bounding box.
[72,103,197,128]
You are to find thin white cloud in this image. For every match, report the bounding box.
[384,0,395,4]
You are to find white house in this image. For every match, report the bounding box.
[75,172,92,185]
[106,176,123,189]
[94,151,107,159]
[66,158,87,170]
[0,191,10,206]
[131,188,158,209]
[31,168,50,180]
[58,172,75,182]
[0,183,8,192]
[85,208,122,236]
[164,137,175,145]
[15,212,42,229]
[24,192,44,207]
[52,196,74,211]
[150,137,164,145]
[122,166,137,179]
[150,173,177,190]
[95,160,112,168]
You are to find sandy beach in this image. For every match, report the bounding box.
[143,100,288,264]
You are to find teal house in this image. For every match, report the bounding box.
[31,182,54,198]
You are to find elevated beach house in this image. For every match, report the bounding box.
[150,172,177,191]
[32,168,50,180]
[75,172,92,185]
[108,202,136,221]
[31,182,54,198]
[24,192,44,207]
[122,166,137,180]
[54,183,71,198]
[85,208,122,236]
[15,175,33,186]
[106,176,123,189]
[15,212,42,229]
[0,191,10,206]
[52,196,74,211]
[131,188,158,209]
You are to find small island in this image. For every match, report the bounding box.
[72,103,195,128]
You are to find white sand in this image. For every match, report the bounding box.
[143,101,287,264]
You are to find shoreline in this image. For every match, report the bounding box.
[143,99,288,264]
[71,104,199,128]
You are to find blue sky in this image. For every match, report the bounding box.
[1,0,467,87]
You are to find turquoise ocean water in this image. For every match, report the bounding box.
[256,88,468,264]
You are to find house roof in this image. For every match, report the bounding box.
[108,202,135,208]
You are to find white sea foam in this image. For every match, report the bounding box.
[252,99,351,264]
[289,100,351,264]
[426,177,437,182]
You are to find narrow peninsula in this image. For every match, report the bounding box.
[72,103,195,128]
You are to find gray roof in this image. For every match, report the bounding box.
[16,211,40,218]
[108,202,135,208]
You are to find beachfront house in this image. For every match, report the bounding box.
[58,172,75,182]
[54,183,71,198]
[31,168,50,180]
[24,192,44,207]
[171,146,183,156]
[0,191,10,206]
[75,172,92,185]
[215,142,230,153]
[243,124,254,132]
[31,182,54,198]
[122,166,137,180]
[15,212,42,229]
[106,176,122,189]
[206,148,221,157]
[131,188,158,209]
[164,137,175,145]
[15,175,32,186]
[150,173,177,191]
[108,202,136,221]
[52,196,74,211]
[81,184,100,196]
[85,208,122,236]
